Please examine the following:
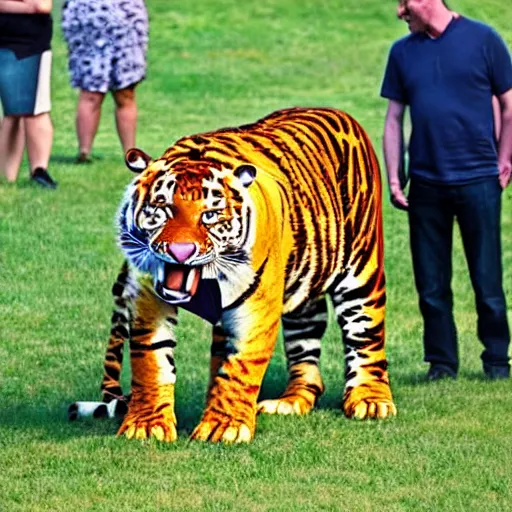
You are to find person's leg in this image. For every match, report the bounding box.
[0,48,27,182]
[408,179,458,374]
[24,112,57,188]
[0,115,25,182]
[76,89,105,158]
[24,112,53,172]
[456,178,510,375]
[112,87,137,153]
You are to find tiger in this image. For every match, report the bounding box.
[68,107,396,443]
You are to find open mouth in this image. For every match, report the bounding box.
[155,262,202,303]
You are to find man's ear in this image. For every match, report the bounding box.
[234,164,257,187]
[125,148,152,173]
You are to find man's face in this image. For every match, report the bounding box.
[397,0,432,33]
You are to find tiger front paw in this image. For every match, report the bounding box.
[343,385,397,420]
[190,411,255,444]
[117,402,177,442]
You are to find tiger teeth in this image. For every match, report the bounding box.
[186,267,197,292]
[162,289,189,303]
[157,262,165,284]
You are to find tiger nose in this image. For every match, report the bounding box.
[168,242,196,263]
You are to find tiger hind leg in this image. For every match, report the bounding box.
[257,296,326,416]
[329,268,396,420]
[100,262,133,403]
[68,263,132,421]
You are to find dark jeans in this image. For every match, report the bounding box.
[408,177,510,372]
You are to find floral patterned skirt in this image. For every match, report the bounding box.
[62,0,149,92]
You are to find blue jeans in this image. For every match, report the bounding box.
[408,177,510,372]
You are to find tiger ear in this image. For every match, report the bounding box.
[125,148,152,173]
[234,164,257,187]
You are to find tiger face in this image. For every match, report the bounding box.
[119,148,257,304]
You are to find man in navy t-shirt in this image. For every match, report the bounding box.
[380,0,512,380]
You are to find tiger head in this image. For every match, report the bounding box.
[118,148,258,304]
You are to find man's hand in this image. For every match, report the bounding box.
[498,161,512,189]
[389,182,408,211]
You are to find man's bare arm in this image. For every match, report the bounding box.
[492,96,501,141]
[383,99,408,209]
[496,88,512,188]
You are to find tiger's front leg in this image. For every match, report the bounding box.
[191,304,281,444]
[117,285,179,442]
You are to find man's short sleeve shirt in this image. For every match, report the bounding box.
[381,17,512,184]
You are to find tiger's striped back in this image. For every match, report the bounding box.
[160,107,384,313]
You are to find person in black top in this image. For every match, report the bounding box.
[0,0,57,188]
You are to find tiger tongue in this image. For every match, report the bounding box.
[165,267,200,296]
[165,268,185,291]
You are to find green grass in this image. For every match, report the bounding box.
[1,0,512,510]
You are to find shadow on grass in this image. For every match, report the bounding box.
[1,178,58,190]
[1,363,407,442]
[0,402,120,440]
[0,369,286,441]
[392,367,502,386]
[392,370,430,387]
[461,369,504,382]
[50,153,105,164]
[50,154,78,164]
[0,386,207,441]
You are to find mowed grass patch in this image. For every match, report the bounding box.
[1,0,512,510]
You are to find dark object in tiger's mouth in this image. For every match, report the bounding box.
[155,263,222,324]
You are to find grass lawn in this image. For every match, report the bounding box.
[1,0,512,510]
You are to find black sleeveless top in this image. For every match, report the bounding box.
[0,13,52,59]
